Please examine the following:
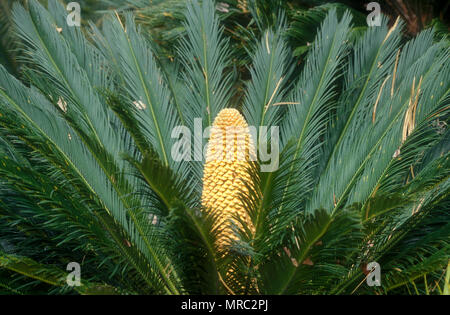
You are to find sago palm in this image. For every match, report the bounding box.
[0,0,449,295]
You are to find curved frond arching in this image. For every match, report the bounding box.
[0,0,448,296]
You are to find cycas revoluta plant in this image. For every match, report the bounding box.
[0,0,449,295]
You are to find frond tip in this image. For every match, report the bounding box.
[201,108,255,249]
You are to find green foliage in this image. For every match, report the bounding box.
[0,0,448,294]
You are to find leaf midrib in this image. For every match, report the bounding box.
[279,23,341,216]
[121,23,170,166]
[314,27,395,196]
[333,81,449,213]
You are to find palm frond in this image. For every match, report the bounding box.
[177,0,233,128]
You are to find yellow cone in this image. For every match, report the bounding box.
[201,108,255,248]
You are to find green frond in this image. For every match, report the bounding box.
[0,0,448,296]
[288,2,367,57]
[177,0,233,128]
[242,17,292,129]
[0,252,121,294]
[99,12,180,167]
[279,8,352,216]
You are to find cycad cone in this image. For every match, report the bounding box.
[202,108,255,249]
